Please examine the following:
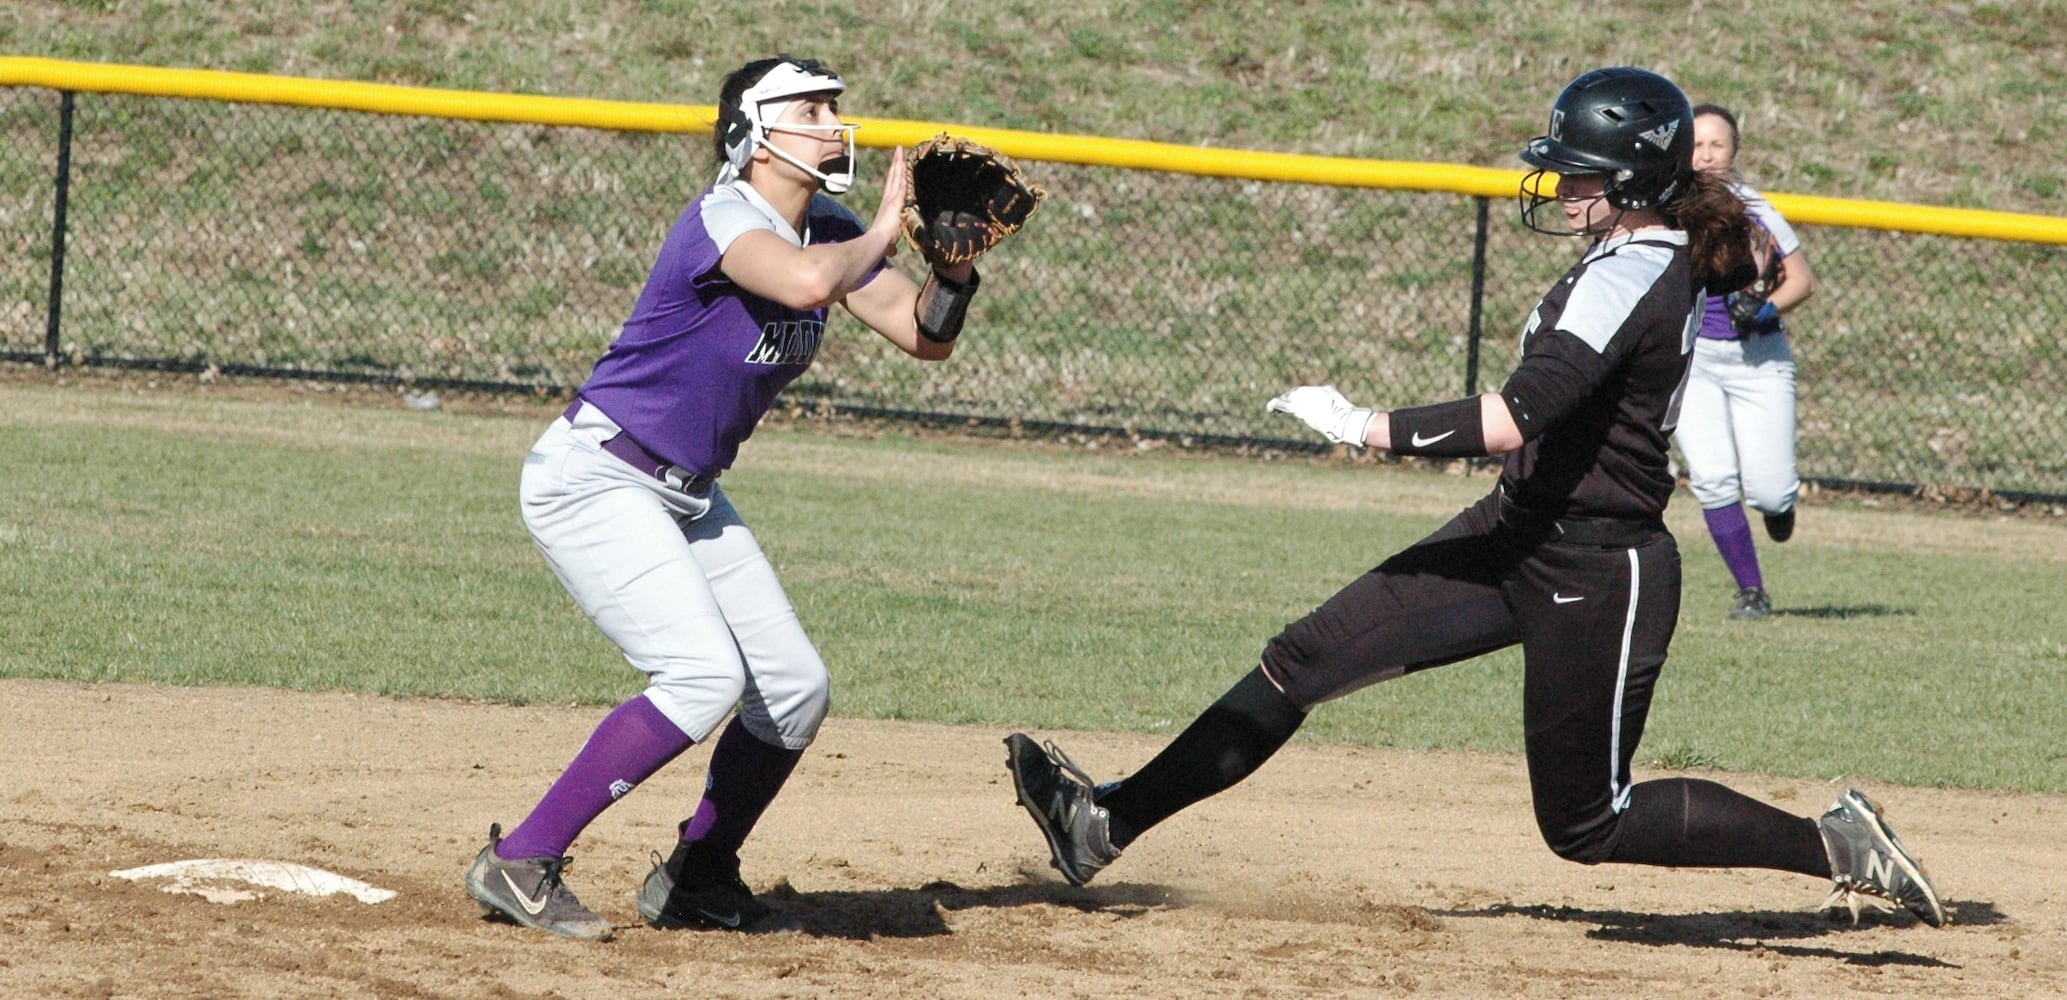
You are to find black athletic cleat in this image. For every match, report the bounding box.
[1004,733,1120,886]
[1817,788,1948,927]
[637,840,800,934]
[1764,508,1796,543]
[464,823,614,941]
[1729,586,1771,621]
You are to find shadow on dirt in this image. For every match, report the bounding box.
[766,874,1187,940]
[775,868,2007,953]
[1433,900,2004,967]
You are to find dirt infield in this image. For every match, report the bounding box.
[2,679,2061,999]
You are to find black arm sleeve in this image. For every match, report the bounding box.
[1387,396,1487,457]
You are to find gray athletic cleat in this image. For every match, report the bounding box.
[465,823,614,941]
[1004,733,1121,886]
[1817,788,1948,927]
[1729,586,1772,620]
[637,841,801,934]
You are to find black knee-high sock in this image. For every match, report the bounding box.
[1097,667,1307,849]
[1608,777,1830,877]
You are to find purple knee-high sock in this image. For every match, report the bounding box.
[678,715,803,854]
[497,694,692,861]
[1703,504,1764,591]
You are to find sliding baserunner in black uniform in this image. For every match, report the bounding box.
[1003,66,1945,928]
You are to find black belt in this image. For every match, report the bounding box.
[561,398,716,493]
[1497,493,1662,548]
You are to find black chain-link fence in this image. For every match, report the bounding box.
[7,86,2066,499]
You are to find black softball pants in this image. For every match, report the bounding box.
[1262,491,1677,862]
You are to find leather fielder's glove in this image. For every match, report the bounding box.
[902,133,1045,268]
[1727,292,1781,333]
[1268,385,1375,447]
[1727,226,1788,335]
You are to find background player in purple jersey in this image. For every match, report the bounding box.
[1677,103,1819,620]
[1005,67,1944,928]
[466,55,991,940]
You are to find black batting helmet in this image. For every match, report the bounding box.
[1519,67,1693,232]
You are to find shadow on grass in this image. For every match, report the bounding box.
[1771,603,1914,620]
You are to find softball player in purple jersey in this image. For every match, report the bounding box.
[1005,68,1944,928]
[1677,104,1819,620]
[466,56,989,940]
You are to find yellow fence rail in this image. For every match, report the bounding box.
[5,56,2066,499]
[8,56,2064,245]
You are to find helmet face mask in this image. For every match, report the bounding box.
[1517,67,1693,236]
[718,58,859,193]
[1517,167,1618,237]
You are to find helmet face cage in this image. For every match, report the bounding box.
[1516,166,1594,237]
[1517,67,1693,236]
[717,58,858,193]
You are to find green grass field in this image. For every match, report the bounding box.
[4,375,2063,794]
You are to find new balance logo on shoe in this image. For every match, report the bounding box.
[1816,788,1948,927]
[1860,849,1898,892]
[1004,733,1122,887]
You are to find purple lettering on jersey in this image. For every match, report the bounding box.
[578,181,877,474]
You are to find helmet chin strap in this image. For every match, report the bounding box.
[754,120,858,194]
[715,60,856,191]
[1591,207,1630,239]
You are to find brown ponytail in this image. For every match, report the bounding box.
[1667,171,1758,294]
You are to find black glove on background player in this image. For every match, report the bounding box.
[1726,228,1787,336]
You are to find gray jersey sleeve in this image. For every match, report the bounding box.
[699,181,798,255]
[1734,183,1802,257]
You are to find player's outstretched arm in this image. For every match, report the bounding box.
[840,145,982,362]
[1269,387,1522,456]
[842,267,959,361]
[851,134,1044,358]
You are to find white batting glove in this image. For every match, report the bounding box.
[1267,385,1375,447]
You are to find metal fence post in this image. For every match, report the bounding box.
[45,90,76,368]
[1464,195,1490,397]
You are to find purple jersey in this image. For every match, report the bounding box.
[578,179,881,474]
[1699,183,1800,341]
